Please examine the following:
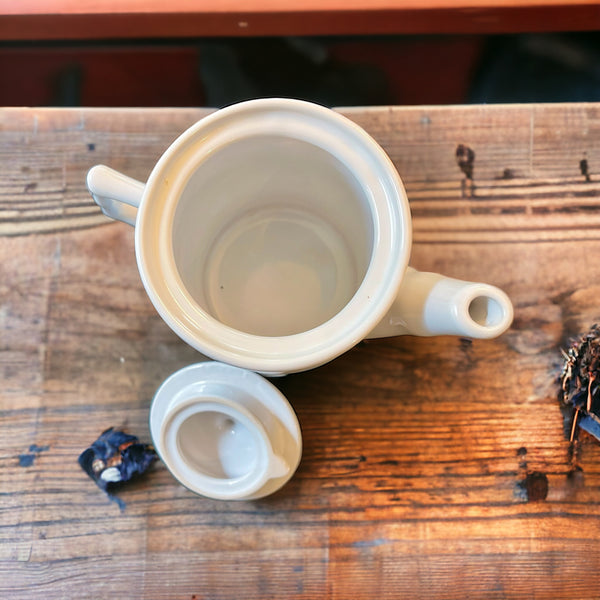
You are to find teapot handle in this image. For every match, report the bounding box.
[86,165,145,226]
[367,267,513,339]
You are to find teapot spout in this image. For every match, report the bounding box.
[367,267,513,340]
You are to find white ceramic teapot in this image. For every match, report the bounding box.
[87,98,513,500]
[88,98,513,376]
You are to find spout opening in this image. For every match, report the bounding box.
[467,294,507,329]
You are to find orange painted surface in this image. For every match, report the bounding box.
[0,0,597,38]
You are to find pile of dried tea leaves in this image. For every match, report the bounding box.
[79,427,157,509]
[560,324,600,443]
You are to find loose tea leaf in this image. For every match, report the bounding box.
[79,427,157,509]
[560,324,600,443]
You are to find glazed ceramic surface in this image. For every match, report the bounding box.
[149,362,302,500]
[87,98,513,376]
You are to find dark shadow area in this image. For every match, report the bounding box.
[470,32,600,103]
[0,33,598,107]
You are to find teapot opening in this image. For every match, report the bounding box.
[171,135,375,337]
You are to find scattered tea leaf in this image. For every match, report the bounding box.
[79,427,157,510]
[560,324,600,446]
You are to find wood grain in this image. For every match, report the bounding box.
[0,0,597,38]
[2,104,600,599]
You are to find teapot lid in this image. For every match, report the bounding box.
[149,361,302,500]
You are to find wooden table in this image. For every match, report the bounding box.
[0,0,598,39]
[2,103,600,598]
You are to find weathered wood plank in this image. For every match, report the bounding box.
[2,104,600,599]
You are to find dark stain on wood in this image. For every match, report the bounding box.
[520,471,549,502]
[18,454,36,467]
[456,144,475,179]
[580,156,591,182]
[456,143,475,198]
[17,443,50,467]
